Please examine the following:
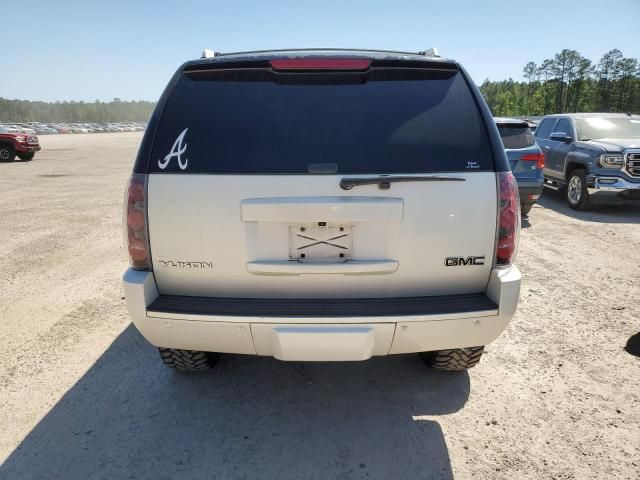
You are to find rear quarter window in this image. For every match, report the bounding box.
[497,125,536,149]
[149,67,495,174]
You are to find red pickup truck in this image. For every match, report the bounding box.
[0,129,41,162]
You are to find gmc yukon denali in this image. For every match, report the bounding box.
[123,49,522,372]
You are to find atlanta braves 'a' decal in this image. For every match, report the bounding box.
[158,128,188,170]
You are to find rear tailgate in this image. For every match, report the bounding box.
[497,123,543,182]
[506,146,543,182]
[146,59,498,299]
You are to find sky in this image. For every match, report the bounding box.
[3,0,639,102]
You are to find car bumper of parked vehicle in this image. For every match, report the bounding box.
[518,184,544,204]
[587,175,640,192]
[586,175,640,202]
[123,266,521,361]
[15,144,41,153]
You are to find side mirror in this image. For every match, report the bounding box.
[550,132,572,143]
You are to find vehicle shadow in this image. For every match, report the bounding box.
[0,325,468,480]
[625,332,640,358]
[538,186,640,224]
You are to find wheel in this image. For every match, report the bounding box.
[17,152,35,161]
[565,169,591,210]
[520,203,533,216]
[421,346,485,371]
[0,144,15,162]
[158,347,220,371]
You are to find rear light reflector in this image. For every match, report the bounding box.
[124,174,151,270]
[521,152,545,169]
[495,172,521,266]
[270,58,371,71]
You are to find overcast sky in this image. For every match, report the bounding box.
[3,0,639,102]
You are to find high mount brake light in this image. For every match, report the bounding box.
[124,174,151,270]
[495,172,521,266]
[269,58,371,71]
[521,152,545,169]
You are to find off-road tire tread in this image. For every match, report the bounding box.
[158,348,219,371]
[0,144,15,162]
[423,346,485,371]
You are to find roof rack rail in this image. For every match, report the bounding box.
[418,48,440,58]
[199,48,441,58]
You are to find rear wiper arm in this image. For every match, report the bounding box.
[340,175,465,190]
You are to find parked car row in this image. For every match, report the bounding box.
[495,113,640,212]
[0,122,146,135]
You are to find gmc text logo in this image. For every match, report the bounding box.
[445,256,485,266]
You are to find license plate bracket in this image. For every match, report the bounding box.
[289,224,352,262]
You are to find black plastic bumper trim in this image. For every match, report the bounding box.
[147,293,497,318]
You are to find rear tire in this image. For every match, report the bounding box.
[565,169,591,210]
[520,203,533,216]
[421,346,485,371]
[18,152,35,161]
[158,348,220,371]
[0,144,15,162]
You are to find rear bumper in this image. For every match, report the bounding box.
[518,184,544,204]
[123,266,521,361]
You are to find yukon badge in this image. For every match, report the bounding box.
[159,260,213,269]
[445,256,485,266]
[158,128,189,170]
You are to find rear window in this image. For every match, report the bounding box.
[497,125,536,149]
[150,68,494,174]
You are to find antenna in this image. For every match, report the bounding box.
[201,49,220,59]
[418,48,440,58]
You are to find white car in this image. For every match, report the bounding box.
[17,126,37,135]
[35,126,58,135]
[123,48,522,372]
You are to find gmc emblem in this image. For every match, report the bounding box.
[445,256,485,266]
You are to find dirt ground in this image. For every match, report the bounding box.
[0,133,638,480]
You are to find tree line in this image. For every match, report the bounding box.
[0,98,156,123]
[1,49,638,123]
[480,49,640,117]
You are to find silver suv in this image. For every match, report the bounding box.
[123,49,522,372]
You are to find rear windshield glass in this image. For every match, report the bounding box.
[150,68,494,174]
[497,125,536,149]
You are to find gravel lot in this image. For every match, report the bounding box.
[0,133,639,479]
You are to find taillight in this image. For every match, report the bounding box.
[521,152,545,169]
[270,58,371,71]
[124,174,151,269]
[495,172,521,266]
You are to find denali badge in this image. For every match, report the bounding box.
[445,256,485,266]
[159,260,213,269]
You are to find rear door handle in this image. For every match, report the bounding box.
[544,146,551,150]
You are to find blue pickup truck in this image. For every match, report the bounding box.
[534,113,640,210]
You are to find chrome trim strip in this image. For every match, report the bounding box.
[624,149,640,178]
[587,175,640,193]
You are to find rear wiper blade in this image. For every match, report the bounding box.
[340,175,465,190]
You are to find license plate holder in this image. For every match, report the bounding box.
[289,224,352,262]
